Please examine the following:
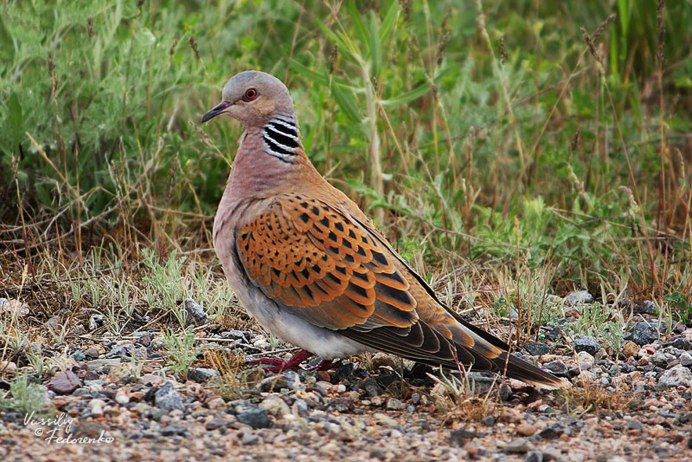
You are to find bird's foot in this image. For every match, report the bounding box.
[247,349,314,373]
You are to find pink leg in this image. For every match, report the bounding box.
[247,349,314,373]
[308,359,341,371]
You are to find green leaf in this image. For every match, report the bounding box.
[367,11,382,77]
[379,0,400,44]
[6,92,23,149]
[346,2,370,53]
[331,83,362,124]
[381,82,431,107]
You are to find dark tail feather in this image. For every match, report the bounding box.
[499,352,570,390]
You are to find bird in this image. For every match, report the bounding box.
[201,70,568,390]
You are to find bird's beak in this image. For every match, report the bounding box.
[201,101,232,123]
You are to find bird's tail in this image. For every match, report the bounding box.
[499,352,571,390]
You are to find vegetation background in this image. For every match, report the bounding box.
[0,0,690,334]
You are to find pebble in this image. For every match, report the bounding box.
[386,398,406,410]
[515,423,537,436]
[622,341,639,358]
[544,360,568,376]
[449,429,476,447]
[154,381,185,411]
[184,298,209,325]
[259,395,291,417]
[205,418,230,431]
[634,300,656,315]
[292,399,309,418]
[564,290,593,305]
[188,367,218,383]
[525,342,550,356]
[373,413,397,427]
[48,370,82,395]
[573,336,600,355]
[658,366,692,388]
[505,438,534,454]
[625,321,661,346]
[240,432,260,445]
[680,352,692,367]
[236,406,270,429]
[577,351,595,370]
[115,390,130,405]
[89,398,105,417]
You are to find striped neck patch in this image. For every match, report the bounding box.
[262,116,300,162]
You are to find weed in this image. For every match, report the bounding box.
[0,374,50,416]
[162,329,200,379]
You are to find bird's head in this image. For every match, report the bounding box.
[201,70,295,128]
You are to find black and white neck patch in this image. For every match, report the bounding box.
[262,116,300,162]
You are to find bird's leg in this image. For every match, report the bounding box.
[307,358,341,372]
[247,349,314,373]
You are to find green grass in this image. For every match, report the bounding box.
[0,1,690,327]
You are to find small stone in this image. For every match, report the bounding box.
[525,451,544,462]
[114,390,130,405]
[292,399,309,418]
[184,298,208,326]
[237,407,270,429]
[544,360,568,377]
[634,300,656,315]
[625,321,661,346]
[449,429,476,447]
[652,352,668,368]
[626,420,643,431]
[658,366,692,387]
[373,412,397,427]
[207,397,227,410]
[505,438,533,454]
[107,343,136,358]
[537,426,561,440]
[48,371,82,395]
[89,398,105,417]
[516,423,537,436]
[187,367,218,383]
[481,415,496,427]
[71,350,86,361]
[525,342,550,356]
[161,423,188,437]
[370,448,387,460]
[84,347,101,359]
[86,358,121,371]
[564,290,593,306]
[205,418,230,431]
[259,395,290,417]
[577,351,595,370]
[573,336,600,355]
[385,398,406,410]
[680,352,692,367]
[622,341,639,358]
[241,432,259,445]
[362,379,384,397]
[154,381,185,411]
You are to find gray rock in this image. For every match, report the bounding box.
[625,321,661,346]
[634,300,656,315]
[544,360,568,377]
[154,381,185,411]
[573,336,600,355]
[626,420,643,431]
[236,406,270,429]
[669,337,692,351]
[188,367,218,383]
[577,351,595,370]
[652,352,668,368]
[48,371,82,395]
[206,418,230,431]
[525,451,544,462]
[241,432,260,445]
[161,423,189,436]
[680,352,692,367]
[292,399,309,418]
[386,398,406,410]
[107,343,136,358]
[658,366,692,388]
[259,395,291,417]
[565,290,593,306]
[481,415,496,426]
[71,350,86,361]
[505,438,534,454]
[449,429,476,447]
[184,298,209,326]
[86,358,121,371]
[525,342,550,356]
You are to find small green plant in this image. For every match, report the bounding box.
[0,375,50,416]
[162,328,200,379]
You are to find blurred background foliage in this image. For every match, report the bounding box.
[0,0,690,301]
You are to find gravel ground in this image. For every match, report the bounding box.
[1,294,691,461]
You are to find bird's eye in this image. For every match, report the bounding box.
[242,88,258,102]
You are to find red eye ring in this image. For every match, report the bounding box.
[242,88,258,102]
